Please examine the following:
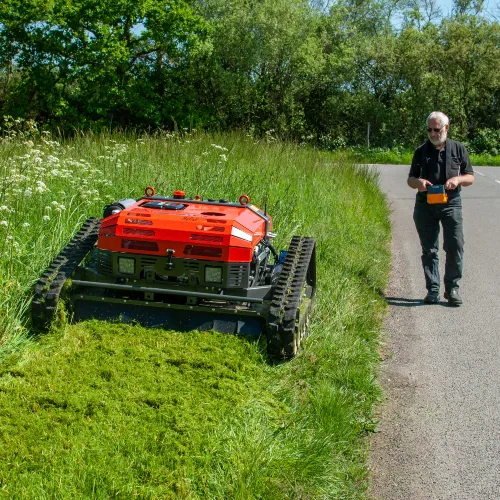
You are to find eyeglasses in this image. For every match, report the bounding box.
[427,126,445,133]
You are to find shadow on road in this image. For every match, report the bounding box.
[385,296,425,307]
[386,296,454,307]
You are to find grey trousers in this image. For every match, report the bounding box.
[413,195,464,293]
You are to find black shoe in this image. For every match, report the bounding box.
[424,292,439,304]
[444,289,462,306]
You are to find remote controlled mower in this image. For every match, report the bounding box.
[32,188,316,358]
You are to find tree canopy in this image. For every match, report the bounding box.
[1,0,500,150]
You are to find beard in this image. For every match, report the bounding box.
[429,131,447,146]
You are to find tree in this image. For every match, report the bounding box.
[0,0,208,129]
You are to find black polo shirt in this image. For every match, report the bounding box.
[409,139,474,198]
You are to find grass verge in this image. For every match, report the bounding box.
[0,130,391,498]
[349,146,500,166]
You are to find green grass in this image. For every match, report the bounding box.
[0,128,391,498]
[349,145,500,166]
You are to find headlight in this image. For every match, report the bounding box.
[205,266,222,283]
[118,257,136,275]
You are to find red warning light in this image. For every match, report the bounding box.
[239,194,250,206]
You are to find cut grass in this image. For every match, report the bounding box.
[0,324,270,498]
[0,131,391,498]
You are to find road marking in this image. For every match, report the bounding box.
[475,171,485,176]
[496,180,500,184]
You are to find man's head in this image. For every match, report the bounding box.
[426,111,449,147]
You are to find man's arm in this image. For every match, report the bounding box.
[408,147,433,191]
[445,144,475,189]
[444,174,474,190]
[408,176,433,191]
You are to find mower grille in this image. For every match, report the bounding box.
[123,228,155,236]
[98,250,112,274]
[184,245,222,257]
[125,218,153,225]
[190,234,224,242]
[140,256,157,268]
[184,261,200,272]
[122,240,159,251]
[228,264,248,287]
[126,212,151,217]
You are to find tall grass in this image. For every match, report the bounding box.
[0,127,391,498]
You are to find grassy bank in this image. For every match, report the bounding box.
[349,146,500,166]
[0,130,391,498]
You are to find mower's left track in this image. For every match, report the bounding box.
[31,218,101,331]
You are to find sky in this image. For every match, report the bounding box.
[432,0,495,18]
[390,0,497,29]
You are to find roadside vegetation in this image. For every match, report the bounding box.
[0,125,391,498]
[2,1,500,153]
[350,146,500,166]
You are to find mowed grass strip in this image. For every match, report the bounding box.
[0,130,391,498]
[0,325,270,498]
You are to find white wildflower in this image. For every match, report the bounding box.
[0,205,9,212]
[0,220,8,227]
[22,222,30,227]
[36,181,48,193]
[24,188,32,197]
[219,154,228,162]
[42,215,50,221]
[211,144,228,151]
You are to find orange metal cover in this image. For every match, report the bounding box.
[98,198,271,263]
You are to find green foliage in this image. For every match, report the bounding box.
[0,130,391,497]
[0,0,208,129]
[2,1,500,147]
[349,146,414,165]
[467,128,500,156]
[348,145,500,165]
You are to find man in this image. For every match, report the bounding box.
[408,111,474,306]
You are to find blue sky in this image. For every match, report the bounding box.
[390,0,496,29]
[434,0,494,17]
[437,0,455,16]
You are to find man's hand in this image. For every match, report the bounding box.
[444,176,461,190]
[408,177,433,192]
[417,179,433,192]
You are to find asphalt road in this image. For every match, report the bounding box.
[368,165,500,499]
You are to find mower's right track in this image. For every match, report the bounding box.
[266,236,316,358]
[31,218,101,331]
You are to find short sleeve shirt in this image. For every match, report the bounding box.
[409,139,474,195]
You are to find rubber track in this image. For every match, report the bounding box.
[267,236,316,358]
[31,218,101,331]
